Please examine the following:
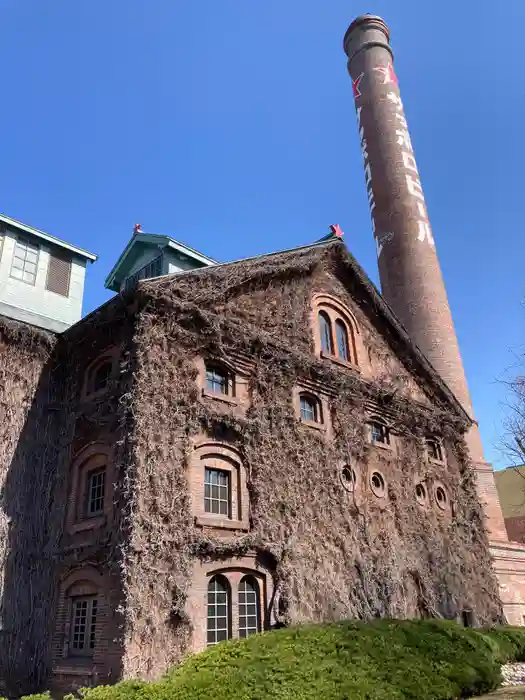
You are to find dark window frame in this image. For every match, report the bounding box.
[69,595,98,657]
[205,363,234,397]
[91,360,113,394]
[370,420,390,445]
[335,319,350,362]
[299,393,322,424]
[318,311,334,355]
[86,467,106,517]
[427,439,444,462]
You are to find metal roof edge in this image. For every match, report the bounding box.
[165,237,217,266]
[0,213,97,261]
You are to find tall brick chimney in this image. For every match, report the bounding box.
[343,15,507,542]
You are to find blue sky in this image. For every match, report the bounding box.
[1,0,523,468]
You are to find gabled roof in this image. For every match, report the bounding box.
[104,231,217,292]
[143,235,471,423]
[0,213,97,261]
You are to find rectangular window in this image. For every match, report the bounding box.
[70,596,98,656]
[10,238,39,285]
[46,251,71,296]
[87,468,106,516]
[300,396,317,423]
[204,468,230,517]
[427,440,443,462]
[371,422,390,445]
[205,368,230,395]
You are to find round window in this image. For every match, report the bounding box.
[435,485,448,510]
[415,482,427,506]
[370,471,386,498]
[340,465,357,493]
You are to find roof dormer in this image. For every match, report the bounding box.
[104,228,216,293]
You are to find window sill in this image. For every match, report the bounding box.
[300,419,326,432]
[320,352,360,372]
[54,662,95,676]
[69,516,106,533]
[195,515,249,531]
[428,457,446,467]
[201,389,239,406]
[370,440,394,452]
[81,388,110,403]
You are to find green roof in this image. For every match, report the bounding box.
[104,231,217,292]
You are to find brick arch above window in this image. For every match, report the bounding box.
[59,567,103,661]
[82,348,120,400]
[194,356,250,412]
[191,438,249,531]
[66,442,113,534]
[191,558,272,651]
[60,566,103,594]
[312,293,360,367]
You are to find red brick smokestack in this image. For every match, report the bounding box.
[343,15,507,541]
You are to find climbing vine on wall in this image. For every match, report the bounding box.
[116,242,502,680]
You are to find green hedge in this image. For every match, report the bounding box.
[15,620,525,700]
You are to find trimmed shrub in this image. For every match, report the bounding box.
[62,620,525,700]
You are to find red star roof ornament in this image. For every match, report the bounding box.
[330,224,344,238]
[373,62,398,86]
[133,223,142,234]
[352,72,364,99]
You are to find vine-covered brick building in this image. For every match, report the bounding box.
[0,12,523,698]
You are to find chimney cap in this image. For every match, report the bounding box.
[343,14,390,54]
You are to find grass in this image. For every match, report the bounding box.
[14,620,525,700]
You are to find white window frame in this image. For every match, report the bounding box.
[10,237,39,286]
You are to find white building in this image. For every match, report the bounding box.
[0,214,97,333]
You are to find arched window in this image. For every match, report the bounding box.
[335,320,350,362]
[86,467,106,517]
[207,575,231,646]
[66,445,112,533]
[63,576,100,658]
[313,295,359,365]
[205,362,235,397]
[238,576,260,638]
[318,311,334,355]
[83,353,118,398]
[299,393,322,424]
[92,360,112,393]
[192,442,248,530]
[70,595,98,656]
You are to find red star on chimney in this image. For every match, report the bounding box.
[133,224,142,234]
[373,63,398,86]
[352,72,364,99]
[330,224,344,238]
